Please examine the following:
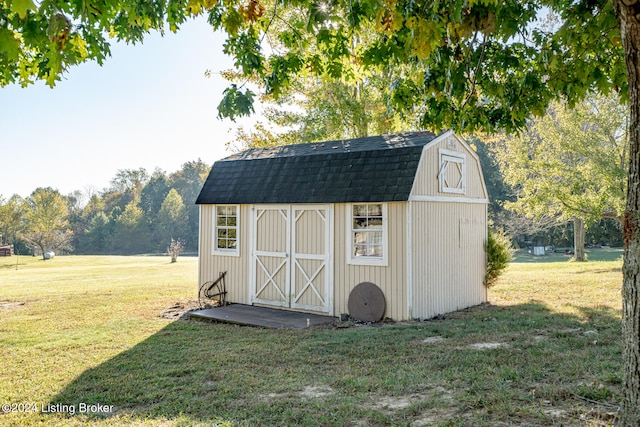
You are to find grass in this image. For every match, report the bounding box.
[0,253,624,426]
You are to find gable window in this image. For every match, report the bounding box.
[438,149,466,194]
[348,203,388,266]
[214,205,239,256]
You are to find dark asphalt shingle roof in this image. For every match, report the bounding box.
[195,132,439,205]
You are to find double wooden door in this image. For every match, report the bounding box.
[250,205,332,314]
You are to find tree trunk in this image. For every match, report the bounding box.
[573,218,585,262]
[613,1,640,424]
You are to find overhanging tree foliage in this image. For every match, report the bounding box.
[4,0,640,423]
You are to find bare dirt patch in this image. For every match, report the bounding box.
[299,385,334,399]
[367,386,457,422]
[422,336,445,344]
[161,300,210,320]
[468,342,508,350]
[412,407,462,427]
[0,301,25,312]
[260,385,335,401]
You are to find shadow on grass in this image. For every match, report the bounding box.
[49,302,623,426]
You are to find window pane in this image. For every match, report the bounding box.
[353,218,368,229]
[367,218,383,229]
[228,229,237,239]
[353,204,366,216]
[227,240,237,249]
[217,239,227,249]
[218,229,228,238]
[368,244,383,257]
[353,231,367,245]
[227,216,237,227]
[367,204,382,217]
[352,204,384,259]
[217,216,227,226]
[228,206,237,215]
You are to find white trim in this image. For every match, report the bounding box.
[346,203,389,267]
[327,205,334,316]
[438,148,466,195]
[197,204,202,291]
[248,205,256,304]
[213,204,240,257]
[409,195,488,204]
[483,203,489,301]
[406,200,413,320]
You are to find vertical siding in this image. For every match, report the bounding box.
[333,202,407,321]
[198,204,250,304]
[412,134,488,199]
[410,201,488,319]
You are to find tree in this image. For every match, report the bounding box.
[23,187,72,259]
[491,94,627,261]
[111,201,149,254]
[169,160,210,251]
[6,0,640,422]
[0,194,26,248]
[139,169,171,221]
[166,238,185,263]
[0,0,208,87]
[225,72,418,150]
[155,189,186,249]
[208,3,640,422]
[80,211,112,254]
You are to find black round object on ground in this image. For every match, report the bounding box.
[347,282,386,322]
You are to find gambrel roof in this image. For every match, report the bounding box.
[196,131,439,205]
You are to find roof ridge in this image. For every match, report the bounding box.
[221,131,438,162]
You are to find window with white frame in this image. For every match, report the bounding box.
[349,203,388,266]
[214,205,239,255]
[438,149,466,194]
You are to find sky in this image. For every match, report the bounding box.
[0,17,259,199]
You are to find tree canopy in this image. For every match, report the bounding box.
[490,94,627,260]
[4,0,640,423]
[492,93,627,225]
[23,187,72,258]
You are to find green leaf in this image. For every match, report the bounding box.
[0,29,21,62]
[10,0,37,19]
[217,84,255,121]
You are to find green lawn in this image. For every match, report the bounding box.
[0,254,623,426]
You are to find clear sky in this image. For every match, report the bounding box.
[0,16,258,199]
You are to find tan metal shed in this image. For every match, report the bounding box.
[196,131,488,321]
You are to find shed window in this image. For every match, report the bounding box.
[214,205,239,256]
[438,149,466,194]
[348,203,388,266]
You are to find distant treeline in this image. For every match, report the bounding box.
[0,159,211,256]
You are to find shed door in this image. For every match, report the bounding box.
[251,205,332,314]
[251,206,291,308]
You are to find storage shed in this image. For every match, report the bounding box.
[196,130,489,321]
